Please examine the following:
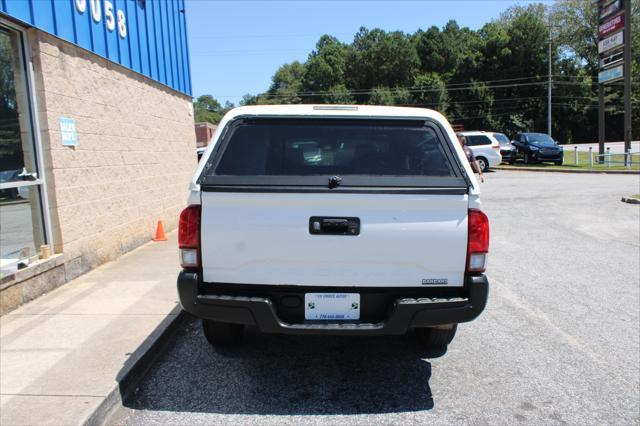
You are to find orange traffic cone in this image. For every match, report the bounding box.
[153,220,168,241]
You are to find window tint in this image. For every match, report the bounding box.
[213,120,455,177]
[465,135,492,146]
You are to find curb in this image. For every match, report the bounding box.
[621,197,640,205]
[85,305,188,426]
[493,166,639,175]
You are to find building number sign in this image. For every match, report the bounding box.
[75,0,127,38]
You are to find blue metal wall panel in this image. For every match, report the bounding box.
[72,3,92,52]
[34,0,56,34]
[126,0,140,73]
[159,0,172,88]
[151,0,165,84]
[145,1,157,81]
[104,2,120,63]
[171,0,183,92]
[115,0,130,68]
[1,0,192,96]
[89,2,107,57]
[135,1,149,77]
[5,0,31,23]
[180,0,191,95]
[52,0,75,42]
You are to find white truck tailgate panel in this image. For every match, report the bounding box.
[200,192,468,287]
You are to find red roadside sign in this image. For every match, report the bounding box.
[598,15,624,38]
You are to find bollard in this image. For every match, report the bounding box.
[606,147,611,168]
[626,150,631,168]
[589,147,593,168]
[574,146,578,165]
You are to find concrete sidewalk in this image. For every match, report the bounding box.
[0,232,181,426]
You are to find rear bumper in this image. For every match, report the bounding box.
[177,273,489,335]
[500,150,516,161]
[532,151,563,161]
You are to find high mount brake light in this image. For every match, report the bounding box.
[467,209,489,273]
[179,205,201,268]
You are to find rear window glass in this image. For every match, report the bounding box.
[465,135,492,146]
[492,133,510,145]
[212,120,455,177]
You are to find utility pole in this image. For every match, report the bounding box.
[548,19,552,137]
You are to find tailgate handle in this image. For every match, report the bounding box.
[309,217,360,236]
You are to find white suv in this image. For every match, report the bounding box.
[457,131,502,172]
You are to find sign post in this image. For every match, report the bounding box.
[623,1,631,161]
[596,0,631,164]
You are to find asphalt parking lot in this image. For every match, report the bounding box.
[114,171,640,425]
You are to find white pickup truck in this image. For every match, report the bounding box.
[177,105,489,352]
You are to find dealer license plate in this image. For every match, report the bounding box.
[304,293,360,320]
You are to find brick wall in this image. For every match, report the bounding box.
[195,122,216,147]
[29,29,197,279]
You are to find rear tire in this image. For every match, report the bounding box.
[554,159,563,166]
[202,319,244,347]
[477,157,489,172]
[414,325,457,350]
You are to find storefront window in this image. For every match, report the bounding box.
[0,26,47,278]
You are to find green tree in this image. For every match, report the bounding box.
[368,87,411,106]
[323,84,354,104]
[193,95,233,124]
[411,73,448,112]
[303,35,351,95]
[346,28,420,98]
[266,61,305,104]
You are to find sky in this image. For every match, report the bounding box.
[185,0,553,105]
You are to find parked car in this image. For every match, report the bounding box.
[490,132,516,164]
[178,105,490,354]
[511,133,563,165]
[196,147,206,160]
[456,131,502,172]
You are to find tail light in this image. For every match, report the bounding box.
[467,209,489,273]
[179,205,201,268]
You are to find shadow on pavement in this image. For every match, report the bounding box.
[124,316,437,415]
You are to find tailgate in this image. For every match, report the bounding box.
[200,192,468,287]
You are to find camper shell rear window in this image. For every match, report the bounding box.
[199,117,468,192]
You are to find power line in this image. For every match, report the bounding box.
[190,32,353,40]
[222,81,552,99]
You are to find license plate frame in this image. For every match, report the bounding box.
[304,293,360,320]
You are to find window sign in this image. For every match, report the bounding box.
[59,118,78,147]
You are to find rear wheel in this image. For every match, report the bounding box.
[414,325,457,350]
[202,319,244,347]
[476,157,489,172]
[554,159,563,166]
